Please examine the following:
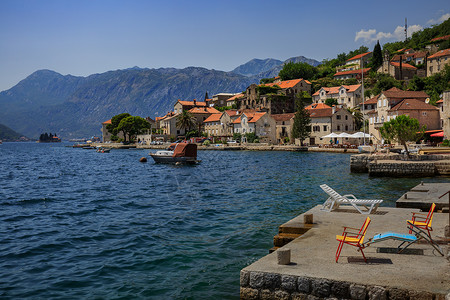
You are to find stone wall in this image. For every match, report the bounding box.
[350,154,450,176]
[240,270,444,300]
[369,161,436,177]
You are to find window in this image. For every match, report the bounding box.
[337,125,341,131]
[345,115,348,120]
[381,116,384,122]
[323,125,327,131]
[378,100,382,107]
[383,99,387,106]
[345,125,348,131]
[336,115,341,120]
[370,117,373,124]
[422,112,427,116]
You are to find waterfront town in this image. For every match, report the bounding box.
[100,40,450,149]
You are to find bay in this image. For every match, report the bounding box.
[0,142,448,299]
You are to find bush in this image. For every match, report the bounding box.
[442,139,450,147]
[202,140,211,146]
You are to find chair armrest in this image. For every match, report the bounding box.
[342,230,362,236]
[343,194,358,200]
[343,226,360,231]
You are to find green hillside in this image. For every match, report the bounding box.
[0,123,29,141]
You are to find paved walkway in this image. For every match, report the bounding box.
[242,205,449,295]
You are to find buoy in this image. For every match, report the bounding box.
[139,157,147,163]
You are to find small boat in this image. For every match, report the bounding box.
[96,146,110,153]
[149,142,199,164]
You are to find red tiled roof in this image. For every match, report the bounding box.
[312,84,361,96]
[390,62,417,69]
[189,107,220,114]
[203,113,222,123]
[428,48,450,59]
[389,98,439,111]
[382,87,429,99]
[178,100,207,107]
[436,99,443,104]
[232,112,266,124]
[306,103,331,110]
[224,109,239,116]
[334,68,371,77]
[307,108,333,118]
[262,78,310,89]
[271,113,295,122]
[363,95,379,105]
[346,52,372,61]
[226,93,244,101]
[102,119,112,124]
[430,35,450,42]
[248,112,266,123]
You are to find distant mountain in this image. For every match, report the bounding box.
[256,56,322,79]
[0,123,28,141]
[0,67,257,139]
[231,58,283,77]
[0,55,321,139]
[232,56,321,79]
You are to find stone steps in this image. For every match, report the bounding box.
[270,219,314,252]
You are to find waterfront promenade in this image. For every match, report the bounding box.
[240,205,449,299]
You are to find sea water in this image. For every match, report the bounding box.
[0,142,448,299]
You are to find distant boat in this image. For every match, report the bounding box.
[149,142,199,164]
[96,146,110,153]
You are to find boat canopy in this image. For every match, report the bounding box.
[173,143,197,158]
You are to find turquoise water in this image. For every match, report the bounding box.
[0,142,448,299]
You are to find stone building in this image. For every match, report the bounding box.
[174,99,207,114]
[312,84,362,108]
[442,90,450,140]
[333,68,370,80]
[238,79,311,114]
[232,112,276,143]
[206,93,238,108]
[377,60,417,81]
[305,103,354,145]
[427,48,450,77]
[367,88,432,142]
[203,113,223,137]
[272,113,295,144]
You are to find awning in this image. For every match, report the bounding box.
[350,132,372,138]
[322,133,340,138]
[430,131,444,137]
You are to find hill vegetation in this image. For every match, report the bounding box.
[0,123,28,141]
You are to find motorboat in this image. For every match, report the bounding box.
[96,146,110,153]
[149,142,199,164]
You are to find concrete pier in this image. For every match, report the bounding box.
[240,205,449,299]
[397,182,450,211]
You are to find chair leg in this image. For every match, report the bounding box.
[359,246,368,263]
[336,240,344,263]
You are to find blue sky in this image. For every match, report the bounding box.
[0,0,448,91]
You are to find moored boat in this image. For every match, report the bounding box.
[149,142,199,164]
[96,146,110,153]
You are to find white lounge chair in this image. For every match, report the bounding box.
[320,184,383,215]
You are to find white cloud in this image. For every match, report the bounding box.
[427,12,450,24]
[355,24,423,43]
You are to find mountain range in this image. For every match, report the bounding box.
[0,55,320,139]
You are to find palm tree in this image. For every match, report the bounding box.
[176,110,196,135]
[348,107,364,131]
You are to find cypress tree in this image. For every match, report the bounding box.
[371,40,383,70]
[291,93,311,146]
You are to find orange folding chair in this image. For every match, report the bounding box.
[407,203,435,238]
[335,217,371,263]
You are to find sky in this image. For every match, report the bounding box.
[0,0,449,91]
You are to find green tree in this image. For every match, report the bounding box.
[379,115,426,157]
[107,113,131,140]
[325,98,338,107]
[176,110,196,133]
[117,116,150,142]
[371,40,383,70]
[260,77,275,84]
[279,62,316,81]
[348,107,364,131]
[291,93,311,146]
